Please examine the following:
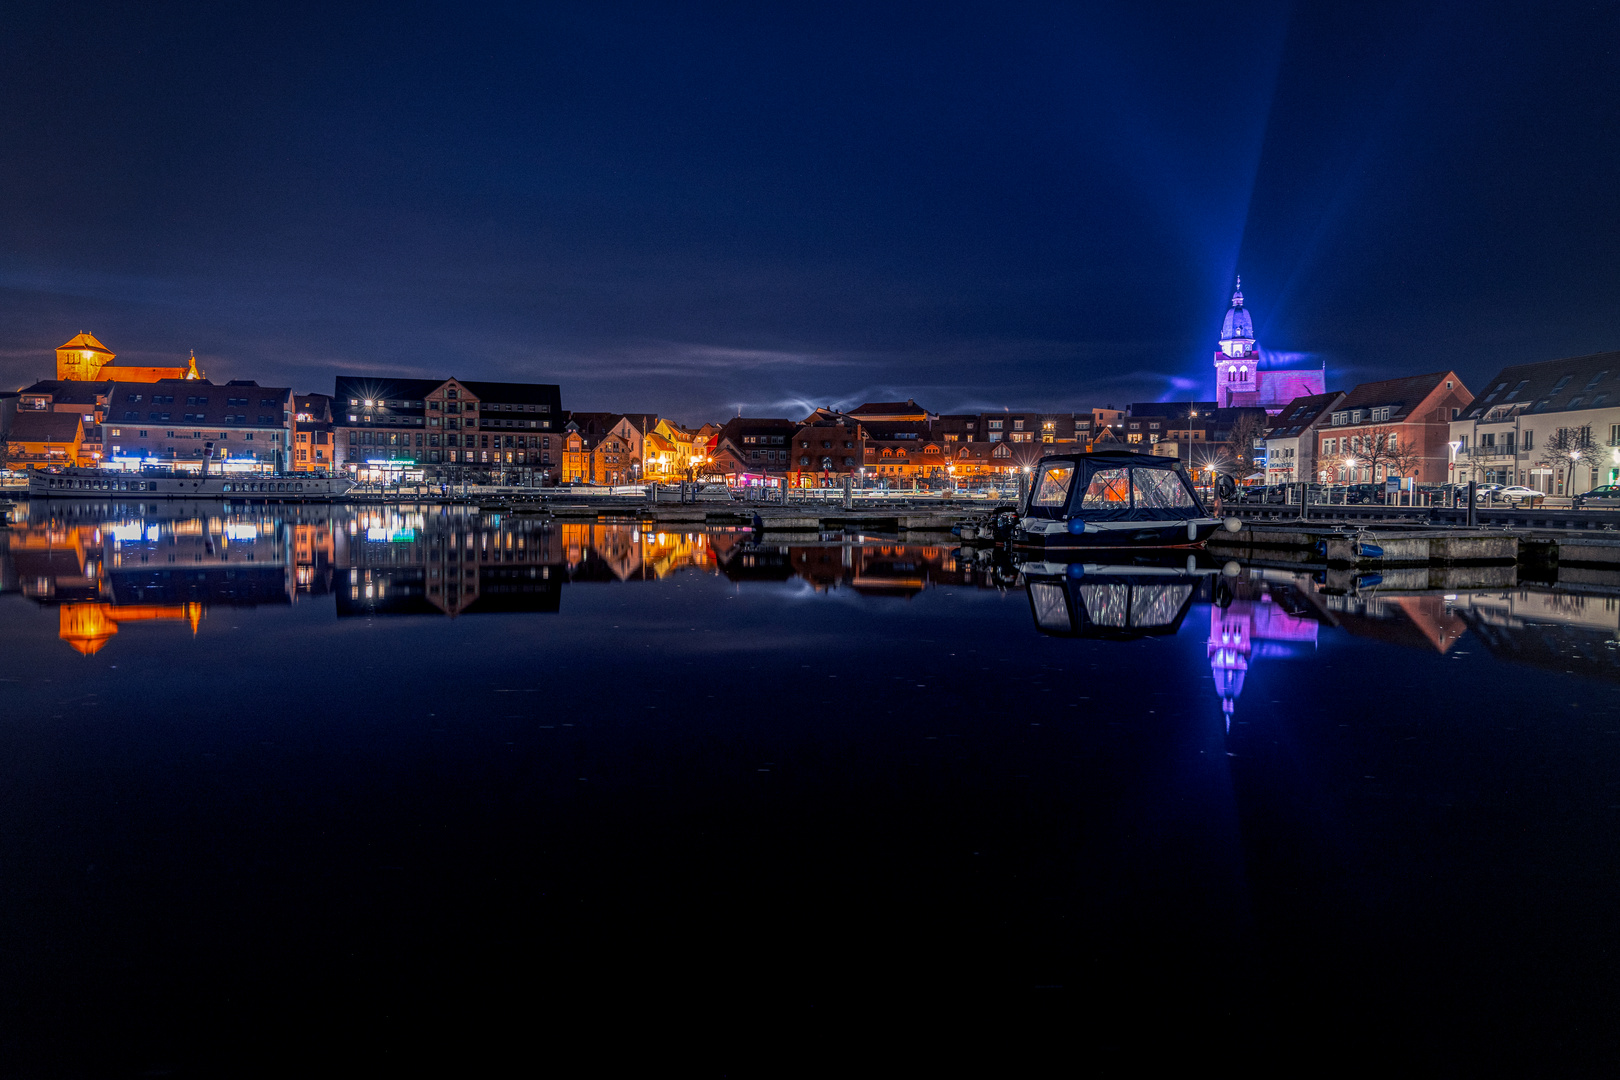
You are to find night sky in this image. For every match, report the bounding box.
[2,1,1616,422]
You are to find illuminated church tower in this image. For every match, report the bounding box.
[1212,277,1324,412]
[54,332,201,382]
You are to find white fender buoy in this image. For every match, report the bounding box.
[1186,520,1198,541]
[1224,516,1242,532]
[1223,560,1242,577]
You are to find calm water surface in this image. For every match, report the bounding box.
[3,501,1619,1071]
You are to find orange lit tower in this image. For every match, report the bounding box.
[54,333,201,383]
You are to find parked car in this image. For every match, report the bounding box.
[1344,483,1384,505]
[1574,485,1620,509]
[1234,484,1285,504]
[1498,485,1543,505]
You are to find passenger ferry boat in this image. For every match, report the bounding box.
[28,467,355,501]
[1010,451,1233,551]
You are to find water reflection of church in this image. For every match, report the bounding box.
[1207,573,1322,721]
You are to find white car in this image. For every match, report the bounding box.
[1498,485,1543,503]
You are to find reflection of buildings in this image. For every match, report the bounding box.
[336,509,566,617]
[1227,571,1620,694]
[1450,589,1620,681]
[1208,573,1322,721]
[0,510,291,654]
[59,602,201,655]
[724,540,997,595]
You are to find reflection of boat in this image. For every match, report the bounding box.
[1011,452,1225,551]
[29,467,354,500]
[1022,560,1217,639]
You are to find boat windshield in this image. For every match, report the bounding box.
[1080,468,1131,507]
[1030,464,1074,509]
[1078,583,1129,626]
[1028,582,1072,632]
[1131,583,1194,626]
[1132,468,1196,509]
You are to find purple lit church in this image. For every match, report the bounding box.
[1212,278,1324,413]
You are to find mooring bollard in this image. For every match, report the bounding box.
[843,475,853,510]
[1467,480,1477,527]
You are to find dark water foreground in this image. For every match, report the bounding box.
[1,502,1618,1072]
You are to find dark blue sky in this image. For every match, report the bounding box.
[2,1,1616,422]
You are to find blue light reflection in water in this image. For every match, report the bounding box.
[1,501,1618,1071]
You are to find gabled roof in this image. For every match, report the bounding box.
[458,380,563,405]
[1335,372,1466,419]
[716,417,798,444]
[849,400,929,420]
[333,375,443,402]
[10,410,84,442]
[1265,391,1346,437]
[57,333,113,355]
[1461,349,1620,420]
[18,379,108,404]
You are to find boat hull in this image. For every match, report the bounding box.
[28,470,355,500]
[1011,517,1222,551]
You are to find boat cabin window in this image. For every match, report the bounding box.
[1028,583,1071,632]
[1131,468,1196,509]
[1079,582,1129,626]
[1080,468,1130,506]
[1030,464,1074,508]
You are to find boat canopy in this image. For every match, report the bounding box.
[1025,569,1201,638]
[1024,451,1206,522]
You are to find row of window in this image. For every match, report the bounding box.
[108,429,266,441]
[345,396,553,413]
[348,431,554,449]
[122,393,281,406]
[122,411,279,424]
[1330,407,1396,425]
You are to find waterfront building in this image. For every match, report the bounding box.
[102,379,292,472]
[1211,279,1326,412]
[560,415,639,485]
[1262,392,1347,484]
[1317,372,1472,484]
[1447,349,1620,494]
[947,439,1017,479]
[565,413,647,483]
[789,417,863,486]
[5,410,88,468]
[53,332,202,383]
[708,417,799,486]
[638,418,701,482]
[332,376,563,484]
[291,393,335,472]
[848,400,931,424]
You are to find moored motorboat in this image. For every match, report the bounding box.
[1010,451,1232,551]
[1021,557,1227,638]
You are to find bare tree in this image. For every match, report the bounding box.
[1384,431,1424,481]
[1226,412,1269,476]
[1323,450,1360,484]
[1345,425,1401,482]
[1539,425,1598,495]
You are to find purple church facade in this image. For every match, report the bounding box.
[1212,278,1324,413]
